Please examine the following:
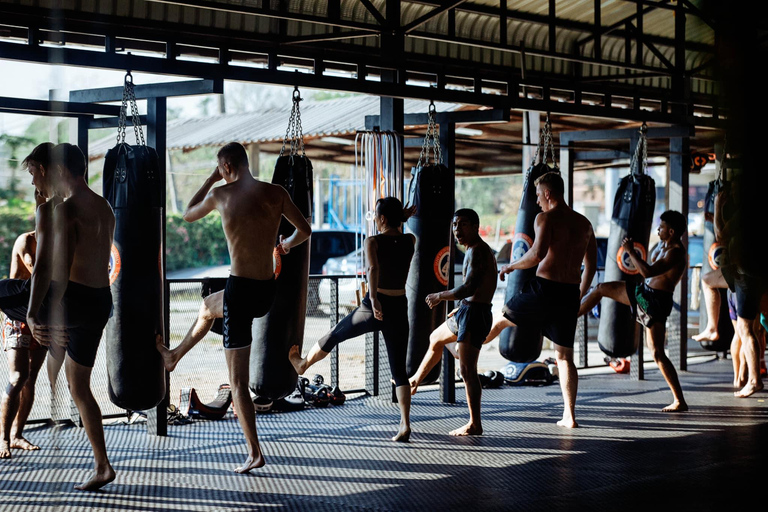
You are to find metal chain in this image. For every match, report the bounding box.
[417,101,442,167]
[280,86,305,158]
[630,122,648,175]
[530,116,557,168]
[115,72,146,146]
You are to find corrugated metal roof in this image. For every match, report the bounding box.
[89,95,463,157]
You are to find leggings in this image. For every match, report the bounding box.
[319,293,409,386]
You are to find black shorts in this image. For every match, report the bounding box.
[223,275,277,349]
[731,273,765,321]
[626,280,674,328]
[447,299,493,349]
[502,277,580,348]
[0,278,31,323]
[62,281,112,368]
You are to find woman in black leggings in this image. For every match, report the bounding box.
[289,197,415,441]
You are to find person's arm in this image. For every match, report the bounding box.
[426,245,488,308]
[499,214,550,280]
[183,167,222,223]
[277,187,312,254]
[580,229,598,300]
[622,238,683,278]
[365,237,383,320]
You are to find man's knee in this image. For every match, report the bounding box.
[429,329,445,347]
[555,347,574,363]
[6,370,29,392]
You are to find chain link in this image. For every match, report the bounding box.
[630,122,648,175]
[417,101,442,168]
[280,87,305,158]
[530,115,557,168]
[116,72,146,147]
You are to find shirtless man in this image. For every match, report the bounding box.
[179,142,311,472]
[485,172,596,428]
[25,143,116,491]
[578,211,689,412]
[408,208,497,436]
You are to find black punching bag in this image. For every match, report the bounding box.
[250,155,313,401]
[699,179,733,351]
[104,143,165,411]
[498,163,553,362]
[406,163,454,381]
[598,172,656,358]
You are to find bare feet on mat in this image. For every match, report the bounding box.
[235,452,266,473]
[734,381,764,398]
[449,422,482,436]
[10,436,39,450]
[155,334,178,373]
[734,376,747,388]
[556,418,579,429]
[0,441,11,459]
[74,465,115,491]
[392,426,411,443]
[408,378,419,396]
[662,400,688,412]
[288,345,307,375]
[692,329,719,343]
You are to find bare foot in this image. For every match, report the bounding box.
[734,376,747,388]
[392,425,411,442]
[693,328,719,343]
[10,436,39,451]
[445,342,459,360]
[155,334,178,372]
[735,381,764,398]
[0,441,11,459]
[74,465,116,491]
[234,452,266,473]
[556,418,579,428]
[662,400,688,412]
[449,422,482,436]
[288,345,307,375]
[409,377,419,396]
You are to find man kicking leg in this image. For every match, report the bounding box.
[408,209,497,436]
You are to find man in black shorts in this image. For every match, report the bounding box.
[181,142,310,472]
[578,211,689,412]
[409,208,498,436]
[488,172,597,428]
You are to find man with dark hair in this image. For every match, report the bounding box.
[25,143,117,490]
[175,141,311,472]
[409,208,497,436]
[484,171,597,428]
[578,210,689,411]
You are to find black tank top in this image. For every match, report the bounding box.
[374,234,414,290]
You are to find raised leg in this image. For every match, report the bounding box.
[577,281,630,317]
[225,346,265,473]
[66,356,115,491]
[409,322,457,395]
[693,269,726,342]
[645,324,688,412]
[450,340,482,436]
[1,348,30,459]
[157,291,222,372]
[482,312,514,345]
[555,345,578,428]
[11,348,47,450]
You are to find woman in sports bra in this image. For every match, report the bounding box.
[289,197,416,442]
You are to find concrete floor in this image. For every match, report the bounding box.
[0,356,765,512]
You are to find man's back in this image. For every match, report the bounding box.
[215,179,290,281]
[536,206,593,284]
[60,190,115,288]
[10,232,35,280]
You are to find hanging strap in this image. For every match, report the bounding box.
[116,71,146,147]
[628,122,648,176]
[417,101,442,168]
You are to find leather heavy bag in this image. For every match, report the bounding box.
[498,163,552,362]
[405,163,453,381]
[250,155,313,401]
[699,180,733,351]
[103,143,165,411]
[598,172,655,358]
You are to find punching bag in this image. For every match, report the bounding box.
[498,163,553,362]
[699,179,733,351]
[598,171,656,358]
[250,154,313,401]
[405,162,454,381]
[104,142,165,411]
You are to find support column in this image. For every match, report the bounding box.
[559,137,575,206]
[628,134,644,381]
[668,136,690,372]
[247,142,260,178]
[440,121,456,404]
[147,97,169,436]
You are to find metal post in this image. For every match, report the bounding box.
[576,314,588,368]
[147,96,168,436]
[330,277,340,387]
[668,136,690,371]
[440,121,456,404]
[559,137,575,206]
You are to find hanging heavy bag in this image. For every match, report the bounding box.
[405,106,453,381]
[498,162,552,362]
[250,88,313,401]
[698,177,733,351]
[103,72,165,411]
[598,127,655,358]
